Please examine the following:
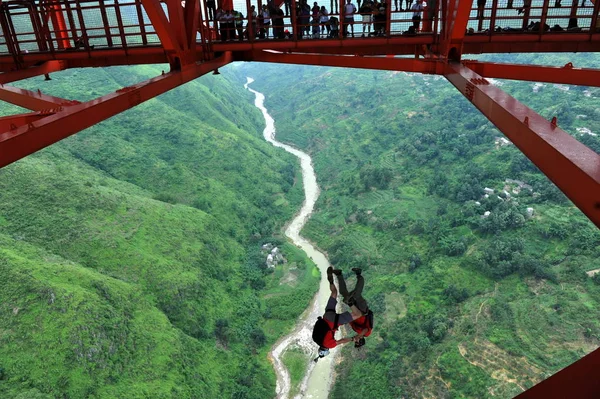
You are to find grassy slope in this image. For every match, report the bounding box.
[0,65,318,398]
[241,57,600,398]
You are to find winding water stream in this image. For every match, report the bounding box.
[245,78,339,399]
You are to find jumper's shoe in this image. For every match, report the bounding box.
[352,267,362,276]
[327,266,334,284]
[332,269,343,276]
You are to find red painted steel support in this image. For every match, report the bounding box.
[386,0,392,37]
[184,0,200,51]
[0,85,78,111]
[99,0,114,48]
[135,0,149,45]
[445,62,600,228]
[0,53,233,168]
[591,0,600,35]
[515,347,600,398]
[462,61,600,87]
[291,0,297,40]
[141,0,184,65]
[0,61,67,84]
[113,0,130,50]
[245,50,442,74]
[46,0,71,49]
[165,0,188,50]
[0,7,22,68]
[539,0,550,36]
[441,0,473,59]
[0,112,53,133]
[28,3,49,52]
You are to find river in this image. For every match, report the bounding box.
[245,78,340,399]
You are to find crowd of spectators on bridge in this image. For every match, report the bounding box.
[207,0,599,42]
[210,0,429,41]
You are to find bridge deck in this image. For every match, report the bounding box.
[1,0,599,71]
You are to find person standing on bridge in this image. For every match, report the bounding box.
[411,0,424,31]
[261,5,271,38]
[206,0,216,22]
[319,6,331,37]
[330,0,339,16]
[343,0,357,37]
[312,267,364,361]
[285,0,292,16]
[359,0,373,37]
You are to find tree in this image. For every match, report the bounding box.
[409,253,422,272]
[215,318,230,345]
[444,285,469,304]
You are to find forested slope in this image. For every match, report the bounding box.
[240,55,600,398]
[0,65,319,398]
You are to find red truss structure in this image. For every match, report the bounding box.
[1,0,600,396]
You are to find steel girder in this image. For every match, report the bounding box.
[243,51,444,74]
[445,62,600,229]
[0,61,67,84]
[462,61,600,87]
[515,347,600,398]
[0,85,78,111]
[0,53,233,168]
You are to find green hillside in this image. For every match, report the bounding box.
[237,56,600,398]
[0,66,319,398]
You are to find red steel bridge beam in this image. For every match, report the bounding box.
[0,85,79,111]
[0,53,233,168]
[0,48,169,72]
[462,61,600,88]
[141,0,201,67]
[445,62,600,229]
[515,347,600,398]
[439,0,473,58]
[243,51,443,74]
[0,61,67,84]
[141,0,185,66]
[0,112,49,133]
[45,0,71,50]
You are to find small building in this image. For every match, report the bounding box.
[495,137,512,147]
[262,243,273,251]
[266,254,275,268]
[526,207,535,218]
[484,187,494,195]
[482,211,491,218]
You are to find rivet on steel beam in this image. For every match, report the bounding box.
[551,116,558,127]
[27,123,35,130]
[524,116,529,126]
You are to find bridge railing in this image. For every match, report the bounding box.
[0,0,598,58]
[466,0,600,35]
[0,0,163,56]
